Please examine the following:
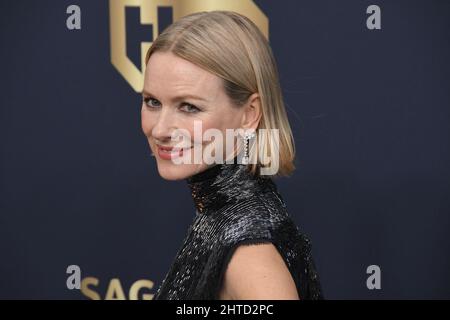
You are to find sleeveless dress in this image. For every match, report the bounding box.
[153,160,323,300]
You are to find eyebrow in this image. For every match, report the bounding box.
[141,89,209,102]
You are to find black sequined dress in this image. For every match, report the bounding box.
[153,160,323,300]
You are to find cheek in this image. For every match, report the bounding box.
[162,119,212,147]
[204,111,240,133]
[141,107,155,135]
[197,118,231,148]
[193,108,241,140]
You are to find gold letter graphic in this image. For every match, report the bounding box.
[110,0,268,92]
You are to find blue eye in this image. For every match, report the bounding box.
[180,103,201,113]
[143,97,201,113]
[143,97,161,109]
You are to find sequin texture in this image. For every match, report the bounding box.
[153,160,324,300]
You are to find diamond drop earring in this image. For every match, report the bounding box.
[242,130,256,165]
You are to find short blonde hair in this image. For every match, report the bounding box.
[145,10,296,177]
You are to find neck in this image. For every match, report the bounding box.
[186,159,274,215]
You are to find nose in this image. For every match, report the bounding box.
[151,107,175,142]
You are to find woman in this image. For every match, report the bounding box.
[141,10,323,300]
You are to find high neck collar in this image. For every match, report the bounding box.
[186,159,275,215]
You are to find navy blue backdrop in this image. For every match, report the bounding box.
[1,0,449,299]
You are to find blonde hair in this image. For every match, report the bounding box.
[144,10,296,177]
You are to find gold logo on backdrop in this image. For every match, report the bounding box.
[109,0,268,92]
[81,277,155,300]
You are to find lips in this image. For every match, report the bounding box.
[156,144,192,160]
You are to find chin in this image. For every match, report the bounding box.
[155,160,201,181]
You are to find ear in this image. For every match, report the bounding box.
[240,93,262,130]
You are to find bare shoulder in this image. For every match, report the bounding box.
[219,242,300,300]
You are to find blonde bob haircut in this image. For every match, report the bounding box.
[144,10,295,177]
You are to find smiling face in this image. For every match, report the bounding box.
[141,51,246,180]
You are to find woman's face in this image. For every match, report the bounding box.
[141,51,246,180]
